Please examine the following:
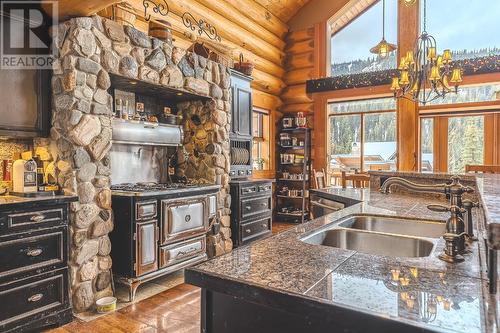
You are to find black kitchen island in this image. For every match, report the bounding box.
[186,173,500,333]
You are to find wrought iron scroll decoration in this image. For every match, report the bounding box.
[182,12,222,42]
[143,0,169,21]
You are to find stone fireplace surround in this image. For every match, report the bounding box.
[50,16,232,312]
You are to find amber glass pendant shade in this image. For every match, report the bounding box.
[369,0,397,58]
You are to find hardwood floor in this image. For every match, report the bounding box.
[44,283,201,333]
[272,221,296,234]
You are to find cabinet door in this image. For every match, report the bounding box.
[135,221,158,276]
[230,85,238,135]
[237,87,252,138]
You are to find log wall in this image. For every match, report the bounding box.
[280,26,316,162]
[94,0,290,178]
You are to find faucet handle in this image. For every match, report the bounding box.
[462,199,480,209]
[427,204,450,213]
[449,175,475,194]
[427,204,465,214]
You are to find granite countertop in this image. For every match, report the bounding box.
[475,175,500,249]
[0,193,78,210]
[186,186,497,333]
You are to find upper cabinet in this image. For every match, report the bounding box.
[0,70,50,138]
[0,12,51,138]
[230,70,253,139]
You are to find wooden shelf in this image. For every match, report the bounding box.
[281,127,310,132]
[279,145,306,150]
[277,178,309,182]
[277,195,309,199]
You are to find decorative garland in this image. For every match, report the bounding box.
[306,54,500,94]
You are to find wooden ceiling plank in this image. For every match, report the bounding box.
[224,0,289,38]
[196,0,285,49]
[42,0,118,19]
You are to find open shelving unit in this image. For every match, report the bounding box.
[276,127,311,223]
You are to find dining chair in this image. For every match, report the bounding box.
[341,171,370,189]
[313,168,326,189]
[465,164,500,174]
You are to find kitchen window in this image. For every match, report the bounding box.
[419,115,487,173]
[252,108,270,171]
[419,82,500,173]
[328,0,398,76]
[328,97,397,174]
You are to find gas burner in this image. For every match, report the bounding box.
[110,182,193,193]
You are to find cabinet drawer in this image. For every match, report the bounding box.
[0,228,66,279]
[0,206,65,233]
[241,185,257,196]
[136,200,157,221]
[257,183,272,193]
[160,235,206,268]
[241,196,271,219]
[241,217,271,243]
[0,269,68,328]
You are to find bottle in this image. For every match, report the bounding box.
[115,98,122,118]
[122,100,129,120]
[33,154,45,192]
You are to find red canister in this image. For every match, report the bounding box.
[2,159,12,181]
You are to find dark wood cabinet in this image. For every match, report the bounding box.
[0,198,75,332]
[230,179,273,247]
[229,70,254,179]
[229,70,253,139]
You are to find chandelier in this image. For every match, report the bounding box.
[370,0,397,59]
[390,0,463,105]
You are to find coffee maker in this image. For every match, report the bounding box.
[12,158,38,193]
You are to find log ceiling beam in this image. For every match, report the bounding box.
[223,0,288,38]
[194,0,285,49]
[41,0,119,20]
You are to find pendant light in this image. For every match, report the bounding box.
[370,0,397,59]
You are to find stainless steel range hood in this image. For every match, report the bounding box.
[112,118,183,146]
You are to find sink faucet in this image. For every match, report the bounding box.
[380,176,477,241]
[381,175,479,263]
[380,175,474,207]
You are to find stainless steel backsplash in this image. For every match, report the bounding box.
[110,143,173,185]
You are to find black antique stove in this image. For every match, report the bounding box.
[110,181,219,301]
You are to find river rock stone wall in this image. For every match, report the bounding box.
[50,16,231,312]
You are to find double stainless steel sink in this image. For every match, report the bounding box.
[301,215,445,258]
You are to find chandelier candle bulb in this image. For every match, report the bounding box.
[410,80,419,93]
[406,51,415,65]
[442,49,452,63]
[400,71,410,85]
[429,66,440,81]
[427,47,437,60]
[436,55,444,68]
[399,57,408,70]
[390,77,401,91]
[450,68,463,84]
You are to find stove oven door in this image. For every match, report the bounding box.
[161,196,208,245]
[135,220,159,276]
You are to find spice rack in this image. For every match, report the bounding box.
[276,120,311,223]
